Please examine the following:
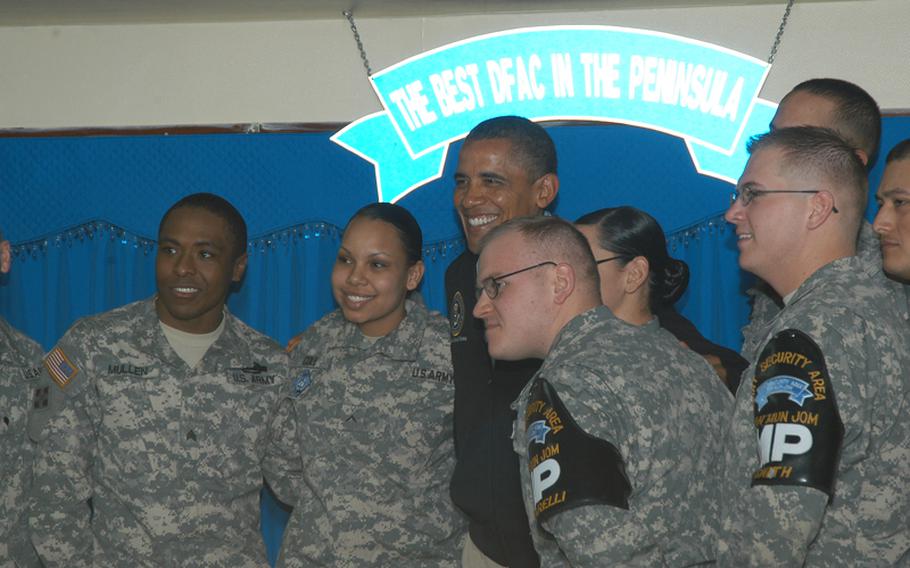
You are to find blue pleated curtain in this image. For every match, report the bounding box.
[2,116,907,564]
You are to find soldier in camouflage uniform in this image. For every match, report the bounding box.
[269,203,463,567]
[740,78,886,359]
[718,128,910,565]
[472,216,731,565]
[0,229,44,568]
[28,194,291,567]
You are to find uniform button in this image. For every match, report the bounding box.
[186,430,197,441]
[2,416,8,426]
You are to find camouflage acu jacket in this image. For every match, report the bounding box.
[718,256,910,565]
[28,298,287,567]
[273,299,464,567]
[513,306,732,567]
[0,317,43,568]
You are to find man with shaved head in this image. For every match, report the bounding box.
[473,216,729,565]
[741,78,884,356]
[718,127,910,564]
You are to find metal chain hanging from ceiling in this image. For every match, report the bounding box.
[343,10,372,77]
[342,3,797,76]
[768,0,797,64]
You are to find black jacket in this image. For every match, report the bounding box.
[446,251,540,567]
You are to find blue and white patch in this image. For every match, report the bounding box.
[526,419,551,445]
[756,376,813,410]
[291,370,312,398]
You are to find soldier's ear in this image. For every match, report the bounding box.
[807,190,838,230]
[552,262,575,305]
[623,256,649,295]
[406,260,425,291]
[232,253,249,282]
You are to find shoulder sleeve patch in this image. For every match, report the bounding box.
[44,347,80,389]
[751,328,844,497]
[524,376,631,526]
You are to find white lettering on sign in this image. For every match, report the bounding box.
[487,55,545,104]
[580,52,622,99]
[388,80,438,131]
[428,64,485,117]
[550,53,575,98]
[628,56,744,122]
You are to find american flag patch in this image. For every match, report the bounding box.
[45,347,79,389]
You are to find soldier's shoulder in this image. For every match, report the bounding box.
[415,307,453,370]
[226,312,284,358]
[0,316,44,362]
[58,299,149,346]
[288,309,347,359]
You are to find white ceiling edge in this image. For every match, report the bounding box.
[0,0,852,27]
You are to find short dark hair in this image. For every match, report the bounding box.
[159,193,247,259]
[464,116,557,182]
[348,202,423,265]
[481,216,599,294]
[748,126,868,231]
[789,78,881,169]
[886,139,910,164]
[575,206,689,310]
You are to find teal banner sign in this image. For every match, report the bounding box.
[332,25,777,202]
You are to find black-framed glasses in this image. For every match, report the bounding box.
[595,255,624,265]
[731,185,839,213]
[475,261,556,300]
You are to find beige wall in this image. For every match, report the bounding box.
[0,0,906,129]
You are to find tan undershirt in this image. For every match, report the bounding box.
[160,316,225,368]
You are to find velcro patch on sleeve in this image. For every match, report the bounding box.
[44,347,80,389]
[751,328,844,497]
[524,376,631,527]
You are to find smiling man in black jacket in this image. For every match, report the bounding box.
[446,116,559,567]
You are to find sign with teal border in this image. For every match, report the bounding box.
[332,25,778,203]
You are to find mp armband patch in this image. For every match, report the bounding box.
[524,377,631,526]
[751,329,843,497]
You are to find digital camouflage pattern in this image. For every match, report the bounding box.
[718,256,910,565]
[0,317,43,568]
[272,300,464,567]
[28,298,289,567]
[512,306,732,566]
[739,221,910,357]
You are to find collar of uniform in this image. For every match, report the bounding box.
[545,305,615,363]
[340,298,426,362]
[786,255,864,309]
[140,296,247,373]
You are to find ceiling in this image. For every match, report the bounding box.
[0,0,837,26]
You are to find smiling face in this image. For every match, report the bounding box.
[472,230,553,360]
[874,158,910,281]
[155,206,247,333]
[725,147,813,293]
[454,138,555,254]
[331,217,423,337]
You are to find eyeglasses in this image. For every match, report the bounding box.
[731,185,839,213]
[595,255,624,265]
[476,261,556,300]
